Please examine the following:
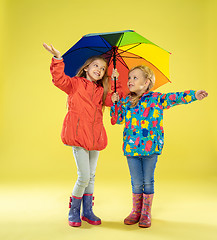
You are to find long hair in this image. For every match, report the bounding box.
[76,56,110,108]
[128,65,155,108]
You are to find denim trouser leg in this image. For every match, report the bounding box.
[72,146,99,198]
[127,154,158,194]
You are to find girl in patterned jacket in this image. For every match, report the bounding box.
[111,65,208,228]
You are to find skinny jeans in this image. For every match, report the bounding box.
[72,146,99,198]
[126,154,158,194]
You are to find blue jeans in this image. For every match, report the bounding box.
[126,154,158,194]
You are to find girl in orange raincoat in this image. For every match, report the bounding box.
[43,43,121,227]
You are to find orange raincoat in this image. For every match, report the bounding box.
[50,58,120,151]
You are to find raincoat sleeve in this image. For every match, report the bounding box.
[110,98,126,124]
[158,90,197,109]
[50,58,77,95]
[104,79,123,107]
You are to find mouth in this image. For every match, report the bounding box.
[94,72,100,77]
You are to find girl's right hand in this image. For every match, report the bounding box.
[43,43,61,58]
[111,68,119,80]
[111,92,120,103]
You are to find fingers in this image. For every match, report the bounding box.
[43,43,54,54]
[111,92,120,103]
[196,90,208,100]
[43,43,51,51]
[43,43,47,48]
[51,44,55,52]
[203,91,208,97]
[201,93,208,98]
[43,43,61,58]
[112,68,119,79]
[200,90,208,98]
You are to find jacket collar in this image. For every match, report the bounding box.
[124,91,154,106]
[142,91,153,97]
[126,91,153,100]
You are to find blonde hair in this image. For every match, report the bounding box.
[128,65,155,108]
[76,56,110,108]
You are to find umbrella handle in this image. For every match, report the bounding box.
[111,103,118,125]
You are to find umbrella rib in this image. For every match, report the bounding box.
[116,53,129,69]
[117,43,142,55]
[103,53,113,66]
[108,57,113,67]
[85,46,109,54]
[119,55,144,59]
[63,46,109,57]
[102,47,129,69]
[117,33,124,48]
[99,36,112,50]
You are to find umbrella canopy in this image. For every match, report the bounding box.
[62,30,171,97]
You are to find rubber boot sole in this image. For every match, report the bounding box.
[81,216,101,225]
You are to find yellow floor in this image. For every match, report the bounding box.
[1,179,217,240]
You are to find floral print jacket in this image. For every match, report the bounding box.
[110,90,197,156]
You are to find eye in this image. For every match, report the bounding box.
[94,64,98,67]
[134,77,137,80]
[101,67,105,71]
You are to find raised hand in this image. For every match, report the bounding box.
[43,43,61,58]
[195,90,208,100]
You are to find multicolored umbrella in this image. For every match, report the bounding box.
[62,30,171,97]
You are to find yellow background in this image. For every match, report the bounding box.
[1,0,217,239]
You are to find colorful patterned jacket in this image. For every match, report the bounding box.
[110,90,197,156]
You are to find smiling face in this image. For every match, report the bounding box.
[84,59,107,82]
[127,68,150,95]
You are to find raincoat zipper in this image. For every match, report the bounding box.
[91,83,95,100]
[138,103,141,151]
[91,83,97,149]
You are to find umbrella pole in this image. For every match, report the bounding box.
[112,46,117,93]
[111,47,118,125]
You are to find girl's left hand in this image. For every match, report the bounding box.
[195,90,208,100]
[111,92,120,103]
[111,68,119,80]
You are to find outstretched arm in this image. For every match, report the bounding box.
[158,90,208,109]
[43,43,74,94]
